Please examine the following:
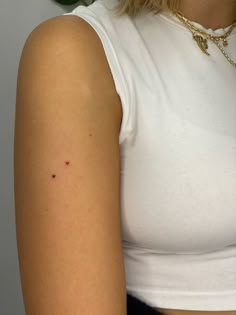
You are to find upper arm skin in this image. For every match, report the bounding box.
[14,15,126,315]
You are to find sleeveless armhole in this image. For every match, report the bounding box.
[63,0,135,146]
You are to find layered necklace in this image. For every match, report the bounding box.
[172,10,236,68]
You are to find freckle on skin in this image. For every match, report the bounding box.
[89,133,92,137]
[52,174,56,178]
[65,161,70,165]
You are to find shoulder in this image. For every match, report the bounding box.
[22,15,104,60]
[17,13,122,137]
[19,13,122,108]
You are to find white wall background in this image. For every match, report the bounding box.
[0,1,83,313]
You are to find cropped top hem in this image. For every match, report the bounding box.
[127,288,236,311]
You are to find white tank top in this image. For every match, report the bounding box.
[63,0,236,310]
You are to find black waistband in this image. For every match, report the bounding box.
[127,293,165,315]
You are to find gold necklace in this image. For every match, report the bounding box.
[172,11,236,67]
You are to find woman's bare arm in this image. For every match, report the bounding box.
[14,15,126,315]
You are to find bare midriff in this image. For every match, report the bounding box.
[155,308,236,315]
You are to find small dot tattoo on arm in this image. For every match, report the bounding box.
[51,161,71,179]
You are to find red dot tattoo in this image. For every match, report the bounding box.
[51,161,70,179]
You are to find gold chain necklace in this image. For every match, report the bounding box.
[172,11,236,67]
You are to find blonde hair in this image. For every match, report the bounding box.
[112,0,180,18]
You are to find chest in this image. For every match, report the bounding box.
[120,53,236,253]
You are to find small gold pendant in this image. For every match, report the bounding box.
[193,33,210,55]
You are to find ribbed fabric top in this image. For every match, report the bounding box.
[64,0,236,310]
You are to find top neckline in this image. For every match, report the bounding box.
[157,10,236,37]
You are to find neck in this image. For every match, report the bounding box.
[177,0,236,30]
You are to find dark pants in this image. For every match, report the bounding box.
[127,293,165,315]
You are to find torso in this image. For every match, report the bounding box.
[155,308,236,315]
[91,12,236,315]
